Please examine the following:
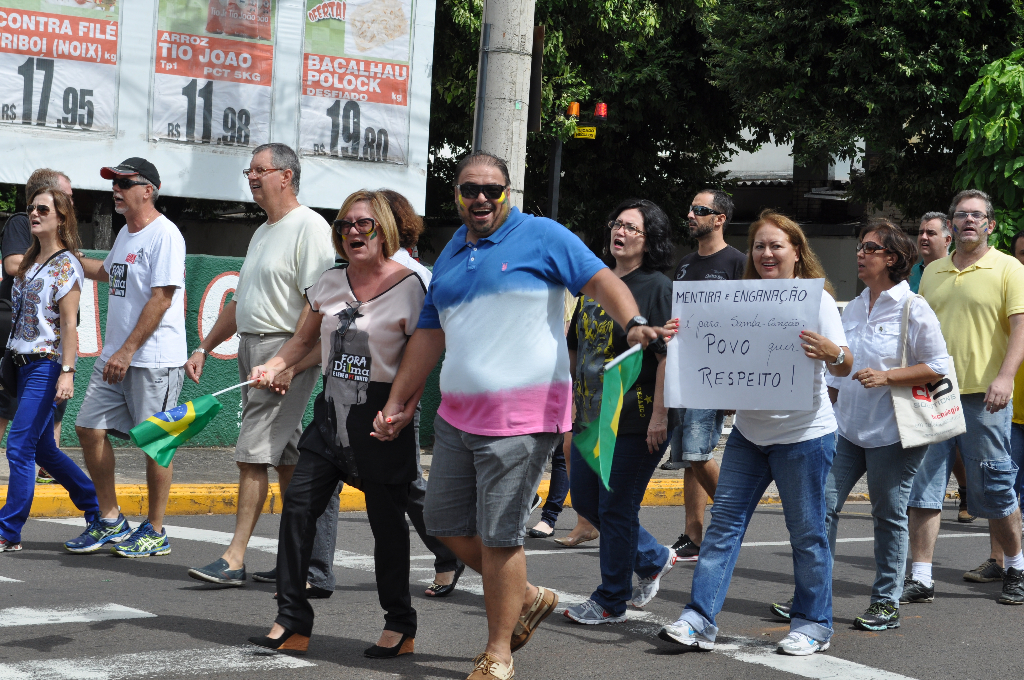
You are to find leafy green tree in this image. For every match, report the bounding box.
[954,47,1024,252]
[699,0,1021,220]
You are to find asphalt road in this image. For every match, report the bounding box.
[0,500,1010,680]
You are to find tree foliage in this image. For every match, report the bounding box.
[954,47,1024,252]
[427,0,746,248]
[699,0,1021,220]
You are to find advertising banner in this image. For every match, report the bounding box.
[150,0,274,148]
[298,0,413,164]
[0,0,120,135]
[665,279,824,411]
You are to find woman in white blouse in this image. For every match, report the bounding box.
[773,219,949,633]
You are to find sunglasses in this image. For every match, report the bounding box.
[856,241,888,254]
[456,183,506,200]
[112,177,149,190]
[334,217,377,237]
[689,205,723,217]
[27,204,51,216]
[242,167,282,178]
[607,220,645,236]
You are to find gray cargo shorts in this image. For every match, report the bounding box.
[75,359,185,439]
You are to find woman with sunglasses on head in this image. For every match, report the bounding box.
[659,210,852,656]
[771,219,949,631]
[246,190,426,659]
[562,198,679,624]
[0,189,102,552]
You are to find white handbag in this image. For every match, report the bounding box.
[890,293,967,449]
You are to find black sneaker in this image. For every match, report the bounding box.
[671,534,700,561]
[899,577,935,603]
[998,567,1024,605]
[252,568,277,583]
[963,558,1005,583]
[854,601,901,630]
[660,461,686,470]
[769,597,792,620]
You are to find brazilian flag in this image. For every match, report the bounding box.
[129,395,223,467]
[574,344,644,490]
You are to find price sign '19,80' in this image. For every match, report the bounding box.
[0,5,119,135]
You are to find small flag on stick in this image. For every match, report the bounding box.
[573,344,644,490]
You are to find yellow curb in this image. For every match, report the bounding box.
[1,482,887,518]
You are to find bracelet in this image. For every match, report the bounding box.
[191,348,208,356]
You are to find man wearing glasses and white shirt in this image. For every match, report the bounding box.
[185,143,334,586]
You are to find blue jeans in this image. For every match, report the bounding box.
[570,432,671,616]
[1010,423,1024,501]
[540,441,569,526]
[826,435,927,606]
[680,428,836,642]
[0,360,99,543]
[668,408,724,465]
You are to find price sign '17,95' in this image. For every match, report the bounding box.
[0,2,120,135]
[151,1,274,149]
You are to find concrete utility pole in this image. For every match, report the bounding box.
[471,0,536,209]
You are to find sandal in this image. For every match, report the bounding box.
[510,586,558,652]
[553,530,598,547]
[424,563,465,597]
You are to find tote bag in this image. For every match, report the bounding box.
[890,293,966,448]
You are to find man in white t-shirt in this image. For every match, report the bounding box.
[185,143,334,586]
[74,157,188,558]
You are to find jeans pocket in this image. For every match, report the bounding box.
[977,459,1020,516]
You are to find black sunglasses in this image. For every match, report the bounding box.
[857,241,889,255]
[113,177,149,190]
[27,204,52,216]
[689,205,723,217]
[334,217,377,236]
[456,183,506,200]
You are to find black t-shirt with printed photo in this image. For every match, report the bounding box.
[673,245,746,282]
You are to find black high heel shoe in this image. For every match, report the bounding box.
[424,562,466,598]
[247,628,310,654]
[364,632,415,658]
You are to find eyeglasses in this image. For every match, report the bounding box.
[334,218,377,237]
[952,210,988,222]
[689,205,723,217]
[456,183,506,200]
[856,241,888,254]
[242,167,282,178]
[607,220,645,236]
[27,204,51,216]
[112,178,148,190]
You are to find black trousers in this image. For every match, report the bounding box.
[276,448,416,637]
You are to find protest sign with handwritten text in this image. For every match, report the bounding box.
[665,279,824,410]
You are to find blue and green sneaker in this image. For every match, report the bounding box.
[112,520,171,558]
[64,514,132,554]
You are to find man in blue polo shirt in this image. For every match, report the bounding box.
[374,152,669,680]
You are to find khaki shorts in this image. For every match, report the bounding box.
[235,333,320,467]
[75,360,185,439]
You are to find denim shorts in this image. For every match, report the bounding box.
[909,393,1019,519]
[423,416,560,548]
[668,408,724,466]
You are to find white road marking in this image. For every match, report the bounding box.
[724,641,918,679]
[742,532,989,548]
[0,646,314,679]
[0,576,21,583]
[0,604,155,628]
[37,520,279,553]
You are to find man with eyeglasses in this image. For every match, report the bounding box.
[663,189,745,563]
[185,143,333,586]
[372,151,667,680]
[904,189,1024,606]
[72,158,188,557]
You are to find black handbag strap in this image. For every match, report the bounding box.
[8,248,68,343]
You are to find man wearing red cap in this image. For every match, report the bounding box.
[72,158,188,558]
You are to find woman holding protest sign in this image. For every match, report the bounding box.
[562,198,679,625]
[771,219,949,631]
[658,210,852,656]
[246,190,425,659]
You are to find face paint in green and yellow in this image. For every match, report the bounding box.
[456,164,511,242]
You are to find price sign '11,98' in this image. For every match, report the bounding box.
[150,1,274,149]
[0,2,120,135]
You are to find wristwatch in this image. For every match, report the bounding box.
[830,347,846,366]
[192,348,208,356]
[61,365,75,374]
[624,316,648,334]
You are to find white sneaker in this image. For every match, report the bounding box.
[630,552,676,608]
[657,620,715,650]
[777,631,830,656]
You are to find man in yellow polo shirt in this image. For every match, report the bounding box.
[902,189,1024,606]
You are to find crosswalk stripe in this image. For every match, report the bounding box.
[0,576,21,583]
[0,604,155,628]
[0,646,314,679]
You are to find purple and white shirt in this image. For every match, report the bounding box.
[419,207,606,436]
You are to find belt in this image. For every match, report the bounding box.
[11,352,53,367]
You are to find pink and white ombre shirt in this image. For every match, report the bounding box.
[419,207,606,436]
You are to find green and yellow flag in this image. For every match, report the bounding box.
[129,395,223,467]
[574,344,644,490]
